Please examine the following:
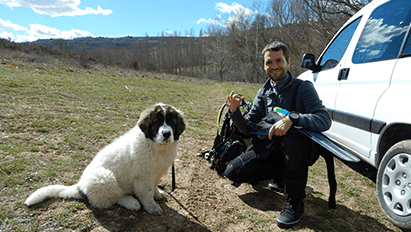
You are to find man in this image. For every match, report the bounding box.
[224,41,331,229]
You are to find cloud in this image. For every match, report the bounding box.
[27,24,61,37]
[215,3,255,16]
[0,0,112,17]
[0,31,39,43]
[198,2,257,27]
[60,29,93,39]
[0,31,14,40]
[0,18,27,30]
[15,34,39,43]
[27,24,93,40]
[0,17,94,42]
[197,18,222,26]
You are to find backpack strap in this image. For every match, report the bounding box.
[290,80,302,112]
[217,103,227,136]
[261,79,302,113]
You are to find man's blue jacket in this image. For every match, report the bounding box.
[230,72,332,136]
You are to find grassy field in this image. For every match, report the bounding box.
[0,62,402,231]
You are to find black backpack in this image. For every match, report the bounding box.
[200,99,252,176]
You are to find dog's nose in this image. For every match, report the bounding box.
[163,131,171,139]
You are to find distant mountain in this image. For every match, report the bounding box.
[27,36,197,50]
[27,36,155,50]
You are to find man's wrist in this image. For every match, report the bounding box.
[283,115,293,125]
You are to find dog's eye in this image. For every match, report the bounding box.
[156,114,164,124]
[166,113,176,125]
[151,111,164,126]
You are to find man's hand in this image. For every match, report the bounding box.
[226,91,244,113]
[269,116,293,139]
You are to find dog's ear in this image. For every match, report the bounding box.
[138,107,155,139]
[138,113,151,139]
[173,110,186,141]
[138,105,164,140]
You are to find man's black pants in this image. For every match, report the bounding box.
[224,131,311,199]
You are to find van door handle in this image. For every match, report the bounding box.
[338,68,350,81]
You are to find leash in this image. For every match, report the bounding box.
[158,163,205,226]
[158,163,176,194]
[157,163,204,225]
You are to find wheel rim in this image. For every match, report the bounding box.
[381,153,411,217]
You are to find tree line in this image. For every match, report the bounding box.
[127,0,371,82]
[1,0,372,83]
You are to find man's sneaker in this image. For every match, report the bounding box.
[276,198,304,229]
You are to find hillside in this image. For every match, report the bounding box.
[0,58,402,232]
[27,36,197,50]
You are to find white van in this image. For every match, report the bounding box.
[298,0,411,230]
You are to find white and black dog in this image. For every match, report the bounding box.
[25,103,185,215]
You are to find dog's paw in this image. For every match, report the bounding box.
[117,196,141,211]
[154,189,166,200]
[145,203,163,215]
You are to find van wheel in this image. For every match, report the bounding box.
[377,140,411,230]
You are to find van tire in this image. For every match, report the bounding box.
[377,140,411,230]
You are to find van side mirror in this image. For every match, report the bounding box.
[301,53,320,72]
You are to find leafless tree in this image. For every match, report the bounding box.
[300,0,371,55]
[303,0,372,18]
[205,21,238,81]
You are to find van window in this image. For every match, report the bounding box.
[352,0,411,64]
[402,33,411,57]
[319,17,361,68]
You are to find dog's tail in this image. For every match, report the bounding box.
[25,184,82,206]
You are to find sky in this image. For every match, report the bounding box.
[0,0,265,43]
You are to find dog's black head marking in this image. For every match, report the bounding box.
[165,105,186,141]
[138,103,185,142]
[138,105,163,140]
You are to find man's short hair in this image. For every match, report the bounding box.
[261,41,290,64]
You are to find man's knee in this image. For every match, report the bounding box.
[224,150,260,182]
[224,156,244,182]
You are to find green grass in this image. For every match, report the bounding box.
[0,208,12,223]
[50,211,71,227]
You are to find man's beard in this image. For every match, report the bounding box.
[268,68,287,83]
